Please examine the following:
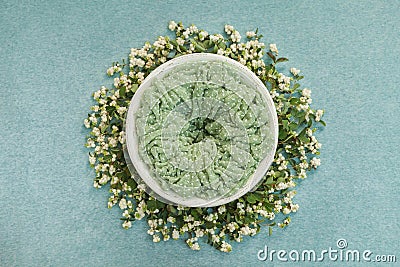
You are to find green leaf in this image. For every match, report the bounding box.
[244,216,253,224]
[179,45,187,52]
[234,215,243,224]
[147,200,157,210]
[276,57,288,63]
[298,129,310,143]
[254,193,263,201]
[119,87,126,98]
[175,217,184,227]
[264,202,274,209]
[202,40,211,48]
[290,98,299,105]
[265,177,274,184]
[282,119,289,130]
[191,209,199,217]
[167,205,177,214]
[246,194,257,204]
[246,193,262,204]
[205,221,214,228]
[279,130,288,140]
[282,102,290,114]
[292,83,300,90]
[267,52,276,62]
[289,122,298,131]
[218,42,227,50]
[212,45,218,53]
[114,172,124,179]
[127,179,137,190]
[169,40,178,47]
[276,177,285,183]
[131,84,139,92]
[194,42,206,52]
[157,201,166,209]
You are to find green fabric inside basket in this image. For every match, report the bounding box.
[135,60,274,200]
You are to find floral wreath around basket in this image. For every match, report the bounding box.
[84,21,325,252]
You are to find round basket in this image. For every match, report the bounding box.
[125,53,278,207]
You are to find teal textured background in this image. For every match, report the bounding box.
[1,1,399,266]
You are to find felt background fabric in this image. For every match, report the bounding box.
[0,1,399,266]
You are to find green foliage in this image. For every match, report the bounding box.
[84,21,325,252]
